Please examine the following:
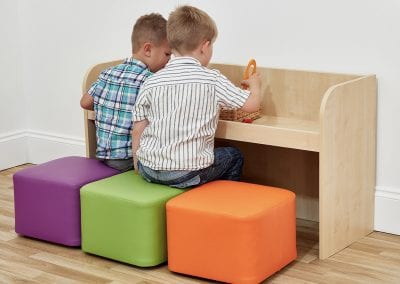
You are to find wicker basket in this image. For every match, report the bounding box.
[219,108,261,122]
[219,59,261,122]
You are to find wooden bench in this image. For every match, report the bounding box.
[82,60,377,259]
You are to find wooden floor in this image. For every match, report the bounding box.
[1,165,400,283]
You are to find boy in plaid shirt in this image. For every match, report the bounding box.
[80,13,171,171]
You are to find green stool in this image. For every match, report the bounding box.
[80,171,183,267]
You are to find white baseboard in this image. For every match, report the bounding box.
[375,186,400,235]
[0,129,86,170]
[26,130,86,164]
[0,130,28,170]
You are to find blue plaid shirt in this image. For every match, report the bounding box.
[88,58,152,159]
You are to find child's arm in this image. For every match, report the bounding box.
[132,119,149,172]
[80,93,94,110]
[240,73,262,113]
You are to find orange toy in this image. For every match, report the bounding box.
[166,181,297,284]
[219,59,260,123]
[243,58,257,81]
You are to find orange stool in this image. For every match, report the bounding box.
[166,180,297,284]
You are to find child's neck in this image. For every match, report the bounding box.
[132,53,148,66]
[173,51,205,66]
[175,52,198,59]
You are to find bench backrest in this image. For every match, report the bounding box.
[209,63,359,121]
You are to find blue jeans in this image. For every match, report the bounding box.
[138,147,244,189]
[102,158,133,172]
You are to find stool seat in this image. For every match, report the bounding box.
[167,180,297,283]
[13,156,119,246]
[80,171,183,267]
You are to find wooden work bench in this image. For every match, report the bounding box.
[83,60,377,259]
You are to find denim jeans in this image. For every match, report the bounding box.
[138,147,244,189]
[102,158,133,172]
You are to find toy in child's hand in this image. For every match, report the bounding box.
[242,59,257,91]
[219,59,260,123]
[243,59,257,81]
[241,59,258,123]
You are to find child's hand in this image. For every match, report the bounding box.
[241,73,261,92]
[240,72,262,112]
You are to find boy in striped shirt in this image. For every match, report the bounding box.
[132,6,261,188]
[80,14,171,171]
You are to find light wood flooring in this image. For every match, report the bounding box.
[1,165,400,283]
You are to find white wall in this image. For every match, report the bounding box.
[0,0,27,169]
[2,0,399,234]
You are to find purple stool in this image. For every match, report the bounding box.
[13,156,119,246]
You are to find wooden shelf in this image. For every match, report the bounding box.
[88,111,320,152]
[216,115,320,152]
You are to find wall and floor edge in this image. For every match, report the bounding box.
[0,130,28,170]
[375,187,400,235]
[0,129,85,170]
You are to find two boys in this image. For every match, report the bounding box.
[132,6,261,188]
[83,6,261,188]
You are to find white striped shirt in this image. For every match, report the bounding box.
[132,57,249,170]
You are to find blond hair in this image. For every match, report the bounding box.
[167,6,218,54]
[131,13,167,53]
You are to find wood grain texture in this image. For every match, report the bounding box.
[215,116,320,151]
[209,63,358,121]
[216,139,319,222]
[319,75,377,259]
[2,165,399,283]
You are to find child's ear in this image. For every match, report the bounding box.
[143,42,152,57]
[200,40,210,54]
